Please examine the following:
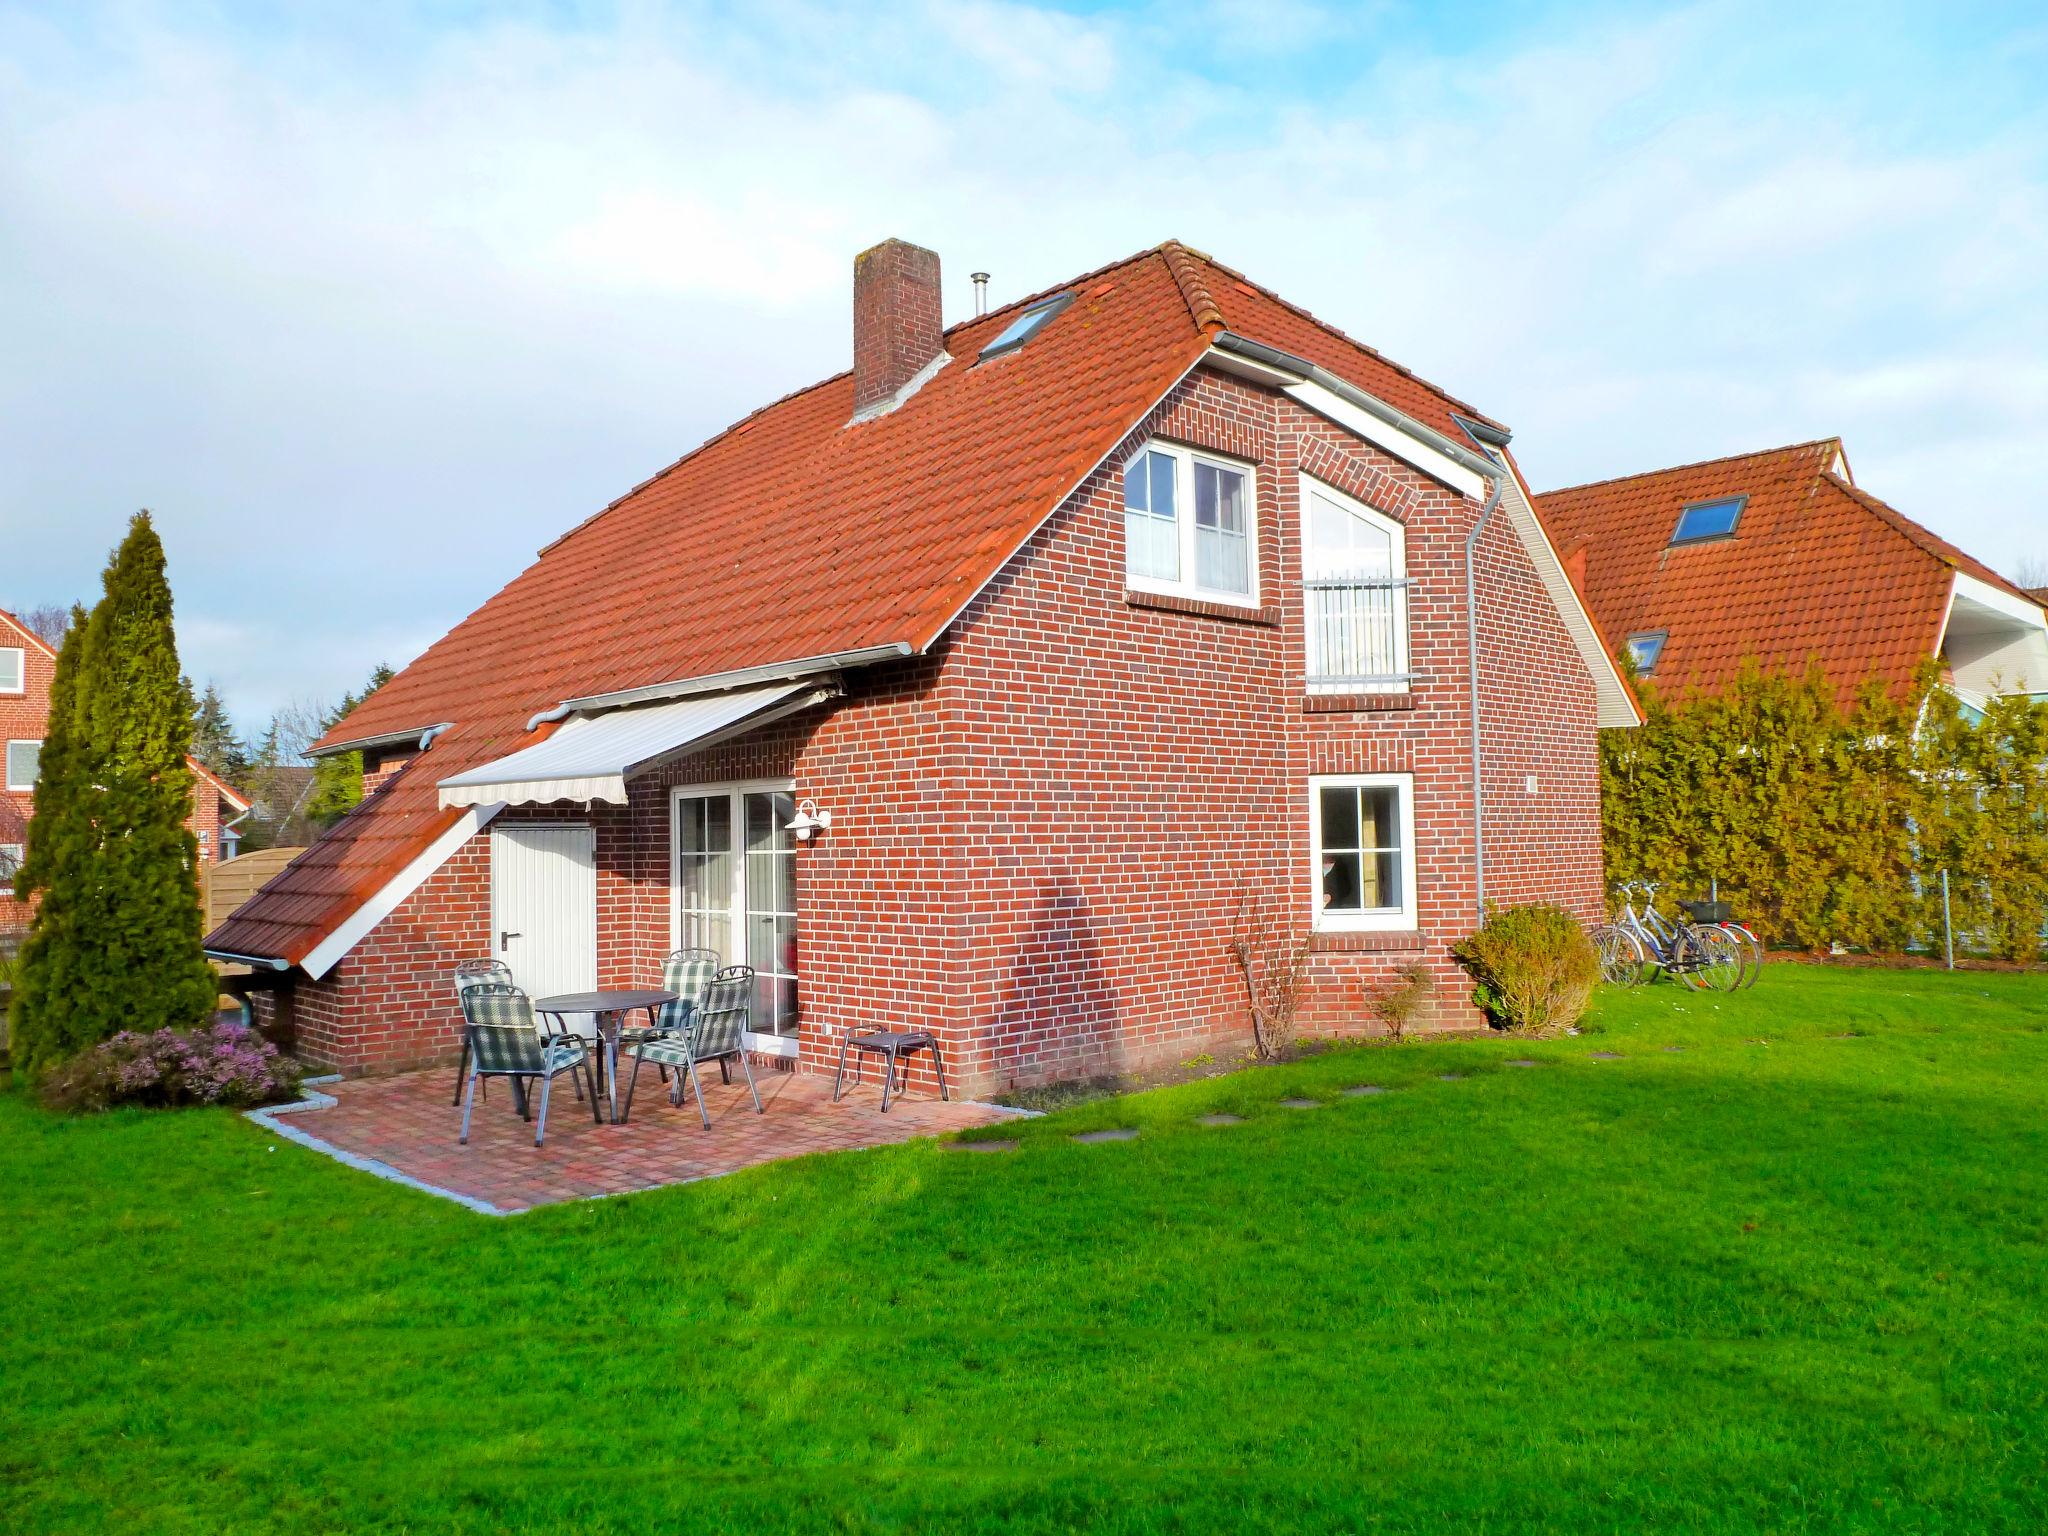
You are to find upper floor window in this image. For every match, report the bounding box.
[1671,496,1744,544]
[1624,631,1667,674]
[1310,773,1418,932]
[6,740,41,792]
[1301,474,1408,692]
[0,843,21,880]
[1122,442,1257,605]
[0,648,22,694]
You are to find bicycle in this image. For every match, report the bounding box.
[1600,882,1744,992]
[1678,897,1763,990]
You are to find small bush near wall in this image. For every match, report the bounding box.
[38,1022,303,1114]
[1453,904,1599,1037]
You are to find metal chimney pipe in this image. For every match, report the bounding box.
[970,272,989,317]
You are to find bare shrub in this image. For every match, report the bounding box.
[1226,886,1312,1061]
[1367,963,1434,1043]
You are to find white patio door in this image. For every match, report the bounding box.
[490,823,598,1004]
[673,783,799,1054]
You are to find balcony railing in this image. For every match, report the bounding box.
[1305,575,1409,689]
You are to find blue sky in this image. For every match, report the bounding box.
[4,0,2045,733]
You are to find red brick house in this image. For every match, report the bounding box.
[206,240,1636,1089]
[0,606,251,932]
[1541,439,2048,709]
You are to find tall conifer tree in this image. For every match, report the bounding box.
[11,514,216,1069]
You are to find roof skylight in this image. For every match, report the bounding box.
[1671,496,1745,544]
[1624,631,1667,673]
[978,293,1074,362]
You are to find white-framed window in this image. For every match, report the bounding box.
[1624,631,1667,674]
[1301,473,1409,692]
[1122,440,1258,605]
[5,740,41,792]
[670,779,802,1056]
[0,843,22,880]
[0,647,22,694]
[1309,773,1418,932]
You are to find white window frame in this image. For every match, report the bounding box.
[1299,472,1411,694]
[6,740,41,793]
[1121,439,1260,608]
[0,647,22,695]
[669,778,802,1059]
[1308,772,1419,933]
[0,843,22,880]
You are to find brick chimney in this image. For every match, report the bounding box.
[852,238,944,416]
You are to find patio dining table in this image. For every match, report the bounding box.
[533,989,677,1125]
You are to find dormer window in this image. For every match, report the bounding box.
[1122,441,1257,605]
[1624,631,1667,674]
[978,293,1074,362]
[1671,496,1745,544]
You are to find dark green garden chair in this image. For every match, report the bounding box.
[458,983,599,1148]
[618,965,763,1130]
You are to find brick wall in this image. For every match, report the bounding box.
[270,363,1605,1088]
[0,619,54,935]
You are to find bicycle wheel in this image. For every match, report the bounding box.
[1721,923,1764,988]
[1688,925,1745,993]
[1593,924,1647,986]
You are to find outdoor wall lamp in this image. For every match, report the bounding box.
[786,798,833,841]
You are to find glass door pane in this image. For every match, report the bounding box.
[742,790,799,1036]
[675,793,734,958]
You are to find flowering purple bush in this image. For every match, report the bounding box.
[39,1021,304,1113]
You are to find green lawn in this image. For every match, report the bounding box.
[5,965,2046,1533]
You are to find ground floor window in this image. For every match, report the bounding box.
[1309,773,1418,931]
[673,782,799,1047]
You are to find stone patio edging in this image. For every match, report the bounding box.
[245,1074,1039,1217]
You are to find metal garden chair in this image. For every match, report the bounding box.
[618,965,763,1130]
[458,983,600,1148]
[450,958,514,1106]
[619,947,721,1051]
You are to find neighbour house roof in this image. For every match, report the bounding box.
[205,241,1586,970]
[2,604,248,814]
[1540,440,2044,701]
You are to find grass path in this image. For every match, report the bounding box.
[4,965,2045,1532]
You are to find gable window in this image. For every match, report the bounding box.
[0,844,21,880]
[1310,773,1418,932]
[1624,631,1667,674]
[1122,441,1257,605]
[979,293,1074,362]
[1302,474,1408,692]
[0,647,22,694]
[6,740,41,792]
[1671,496,1745,544]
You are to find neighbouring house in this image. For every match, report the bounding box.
[0,606,252,931]
[205,239,1636,1089]
[236,763,319,850]
[1540,439,2048,711]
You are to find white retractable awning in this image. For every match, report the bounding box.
[438,682,825,809]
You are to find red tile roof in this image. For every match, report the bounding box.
[207,242,1508,966]
[1539,440,2037,700]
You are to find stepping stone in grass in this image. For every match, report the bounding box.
[1437,1073,1467,1082]
[1072,1128,1139,1144]
[1198,1113,1244,1127]
[1279,1097,1323,1109]
[1663,1045,1685,1053]
[1505,1059,1540,1068]
[1344,1084,1388,1096]
[943,1139,1018,1153]
[1589,1052,1623,1061]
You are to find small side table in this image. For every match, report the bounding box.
[832,1030,950,1112]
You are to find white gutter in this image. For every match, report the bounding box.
[525,643,912,732]
[308,722,456,760]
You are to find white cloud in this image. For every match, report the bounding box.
[3,0,2046,732]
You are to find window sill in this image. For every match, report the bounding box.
[1306,928,1429,953]
[1125,589,1279,626]
[1302,692,1417,714]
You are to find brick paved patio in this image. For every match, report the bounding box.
[257,1060,1017,1214]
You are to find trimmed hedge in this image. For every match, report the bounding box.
[1602,662,2048,959]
